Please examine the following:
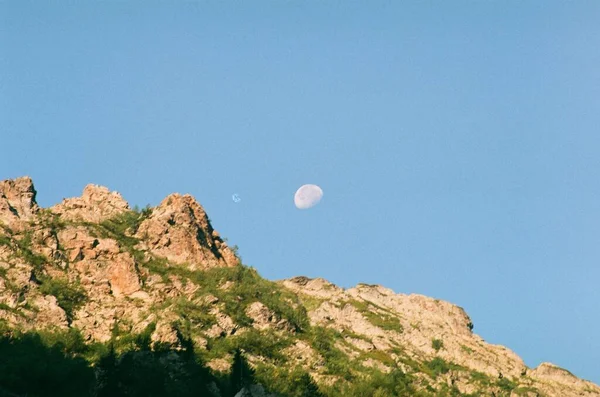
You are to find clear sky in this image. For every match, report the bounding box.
[1,1,599,384]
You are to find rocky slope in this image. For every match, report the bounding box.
[0,176,598,397]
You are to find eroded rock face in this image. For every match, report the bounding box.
[135,193,238,269]
[284,276,528,379]
[0,177,240,345]
[51,184,129,222]
[0,176,39,228]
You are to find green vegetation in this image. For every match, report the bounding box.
[0,233,11,246]
[300,295,325,311]
[347,299,404,333]
[203,328,293,363]
[470,370,491,386]
[0,327,259,397]
[254,365,323,397]
[172,297,216,331]
[423,357,463,379]
[92,209,148,256]
[361,349,396,367]
[36,209,67,234]
[496,377,517,393]
[0,302,27,318]
[512,386,541,395]
[320,367,418,397]
[306,326,353,379]
[14,231,47,274]
[146,264,310,333]
[0,330,94,396]
[38,276,87,323]
[432,338,444,352]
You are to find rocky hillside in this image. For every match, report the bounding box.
[0,176,598,397]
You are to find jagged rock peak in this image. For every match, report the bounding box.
[51,183,130,222]
[135,193,238,269]
[0,176,40,227]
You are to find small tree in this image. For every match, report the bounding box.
[229,349,255,397]
[432,338,444,352]
[298,373,323,397]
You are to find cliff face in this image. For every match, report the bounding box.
[0,177,598,397]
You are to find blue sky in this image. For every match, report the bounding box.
[1,2,599,384]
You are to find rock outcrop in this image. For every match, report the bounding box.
[51,184,129,222]
[1,176,598,397]
[0,176,39,229]
[135,193,238,269]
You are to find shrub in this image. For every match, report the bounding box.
[15,232,47,273]
[496,377,517,392]
[39,277,87,323]
[306,326,353,379]
[423,357,463,379]
[0,234,11,246]
[432,338,444,352]
[254,365,324,397]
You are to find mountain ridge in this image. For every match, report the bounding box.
[0,176,598,397]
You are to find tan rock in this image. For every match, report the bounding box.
[207,357,232,372]
[245,301,295,332]
[31,294,68,328]
[283,340,319,369]
[151,320,179,346]
[0,176,39,228]
[108,253,141,298]
[529,363,600,397]
[51,184,129,222]
[135,193,238,270]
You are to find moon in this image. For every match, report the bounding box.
[232,194,241,203]
[294,184,323,209]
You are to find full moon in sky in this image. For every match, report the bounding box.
[294,184,323,209]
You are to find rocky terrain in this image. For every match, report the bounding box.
[0,176,598,397]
